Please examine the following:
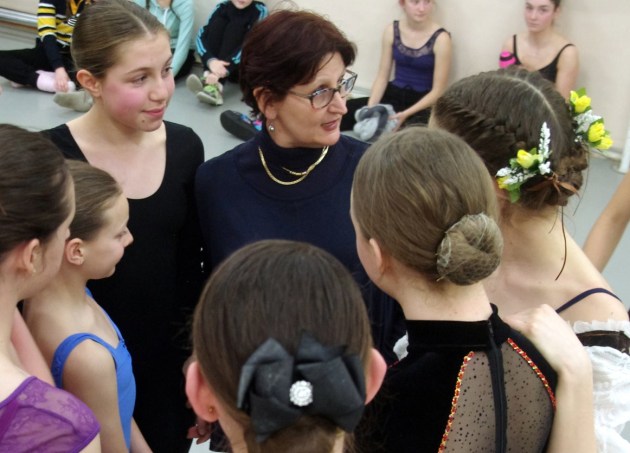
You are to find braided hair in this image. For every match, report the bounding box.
[433,67,587,210]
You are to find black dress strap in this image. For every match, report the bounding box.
[555,43,574,59]
[556,287,622,314]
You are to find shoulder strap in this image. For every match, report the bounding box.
[512,34,518,56]
[426,27,447,51]
[553,43,574,61]
[556,288,621,314]
[430,27,447,40]
[51,333,114,388]
[393,20,401,44]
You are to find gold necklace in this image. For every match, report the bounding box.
[258,146,329,185]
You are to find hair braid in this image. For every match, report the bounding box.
[433,67,588,209]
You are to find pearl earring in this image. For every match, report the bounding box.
[268,123,275,132]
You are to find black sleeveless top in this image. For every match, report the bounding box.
[512,34,574,82]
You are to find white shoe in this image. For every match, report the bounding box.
[54,90,93,112]
[186,74,204,94]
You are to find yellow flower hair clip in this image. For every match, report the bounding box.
[570,88,613,151]
[495,122,552,203]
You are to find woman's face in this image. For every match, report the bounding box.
[524,0,558,32]
[97,32,174,132]
[264,53,349,149]
[401,0,434,23]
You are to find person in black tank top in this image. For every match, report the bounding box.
[498,0,578,98]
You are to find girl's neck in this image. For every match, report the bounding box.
[26,267,88,310]
[384,266,493,322]
[499,205,565,265]
[526,27,556,47]
[0,273,31,361]
[404,17,435,33]
[75,107,149,146]
[0,295,18,359]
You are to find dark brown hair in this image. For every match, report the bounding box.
[66,160,122,241]
[433,67,587,210]
[192,240,372,452]
[352,127,502,285]
[0,125,72,262]
[538,0,561,9]
[239,9,356,116]
[71,0,168,79]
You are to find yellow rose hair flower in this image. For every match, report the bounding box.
[570,91,591,114]
[587,122,606,143]
[516,149,539,169]
[596,135,613,151]
[570,88,613,151]
[496,123,552,203]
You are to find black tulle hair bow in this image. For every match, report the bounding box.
[236,331,366,443]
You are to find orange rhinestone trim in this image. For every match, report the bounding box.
[438,351,475,452]
[507,338,557,409]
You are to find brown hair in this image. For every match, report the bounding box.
[239,9,356,116]
[192,240,372,453]
[71,0,168,78]
[535,0,561,9]
[352,127,502,285]
[432,67,587,210]
[0,125,72,262]
[66,160,122,242]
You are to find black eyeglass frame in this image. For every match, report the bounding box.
[288,70,358,109]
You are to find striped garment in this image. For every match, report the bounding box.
[37,0,88,48]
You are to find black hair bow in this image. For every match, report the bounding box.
[236,332,366,442]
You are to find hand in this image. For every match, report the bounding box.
[391,111,408,132]
[54,67,71,92]
[186,417,212,445]
[504,304,591,377]
[208,59,229,79]
[204,72,220,86]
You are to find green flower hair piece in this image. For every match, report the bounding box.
[495,122,552,203]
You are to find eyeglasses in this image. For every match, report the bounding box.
[289,70,357,109]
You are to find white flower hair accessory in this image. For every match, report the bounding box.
[495,122,552,203]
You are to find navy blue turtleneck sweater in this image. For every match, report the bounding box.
[195,130,405,363]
